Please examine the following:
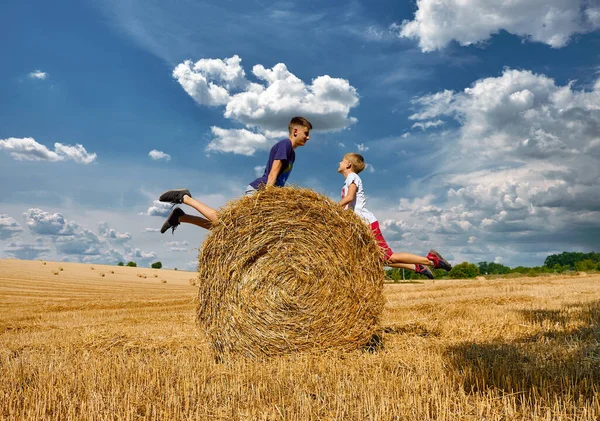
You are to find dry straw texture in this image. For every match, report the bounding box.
[196,187,385,358]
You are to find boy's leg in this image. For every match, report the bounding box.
[160,189,219,224]
[182,196,218,224]
[180,214,212,230]
[160,207,212,234]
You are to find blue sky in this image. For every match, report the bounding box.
[1,0,599,270]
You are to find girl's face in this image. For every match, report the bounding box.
[338,157,351,173]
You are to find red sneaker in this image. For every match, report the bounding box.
[415,264,434,279]
[426,249,452,271]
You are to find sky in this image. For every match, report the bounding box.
[1,0,599,270]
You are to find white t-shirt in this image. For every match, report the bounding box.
[341,172,377,224]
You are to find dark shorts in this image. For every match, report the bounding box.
[370,221,393,261]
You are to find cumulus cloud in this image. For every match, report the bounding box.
[144,200,172,217]
[29,70,48,80]
[143,228,160,233]
[173,55,359,155]
[19,208,133,264]
[149,149,171,161]
[4,237,51,260]
[411,119,445,131]
[356,143,369,152]
[207,127,269,156]
[125,247,158,266]
[164,240,191,252]
[0,137,97,163]
[388,68,600,265]
[0,215,23,240]
[23,209,75,235]
[396,0,600,52]
[98,221,132,243]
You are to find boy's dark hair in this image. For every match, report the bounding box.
[288,116,313,134]
[345,153,366,174]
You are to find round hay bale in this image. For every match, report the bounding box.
[196,187,384,358]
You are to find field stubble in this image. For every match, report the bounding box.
[1,259,599,420]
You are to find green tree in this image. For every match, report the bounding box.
[544,251,600,269]
[117,261,124,266]
[478,261,510,275]
[126,261,137,267]
[151,261,162,269]
[449,262,480,279]
[575,259,596,271]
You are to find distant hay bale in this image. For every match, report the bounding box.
[196,187,385,358]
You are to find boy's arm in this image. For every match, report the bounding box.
[266,160,283,187]
[339,182,357,207]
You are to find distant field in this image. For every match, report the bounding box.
[1,258,599,420]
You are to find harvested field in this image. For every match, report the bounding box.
[1,258,600,420]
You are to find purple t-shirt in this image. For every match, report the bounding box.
[249,139,295,188]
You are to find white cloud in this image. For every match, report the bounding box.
[164,240,191,252]
[29,70,48,80]
[98,221,132,243]
[53,143,97,164]
[386,68,600,265]
[411,119,445,131]
[20,208,129,263]
[144,200,173,217]
[0,215,23,240]
[254,165,266,177]
[4,237,51,260]
[173,55,359,155]
[126,247,158,266]
[207,127,269,156]
[172,56,245,106]
[23,209,73,235]
[0,137,97,164]
[356,143,369,152]
[143,228,160,233]
[149,149,171,161]
[396,0,600,52]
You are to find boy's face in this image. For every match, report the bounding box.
[292,125,310,146]
[338,157,351,173]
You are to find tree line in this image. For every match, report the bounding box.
[386,251,600,281]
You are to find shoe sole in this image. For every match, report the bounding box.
[160,208,183,234]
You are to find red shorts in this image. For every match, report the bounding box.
[370,221,393,261]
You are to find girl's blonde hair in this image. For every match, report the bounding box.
[345,153,365,173]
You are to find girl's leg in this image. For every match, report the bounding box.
[387,252,431,266]
[386,262,418,271]
[387,262,434,279]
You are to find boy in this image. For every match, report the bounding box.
[338,153,451,279]
[158,116,313,234]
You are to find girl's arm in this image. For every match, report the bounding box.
[339,182,357,207]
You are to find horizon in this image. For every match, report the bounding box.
[2,0,599,269]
